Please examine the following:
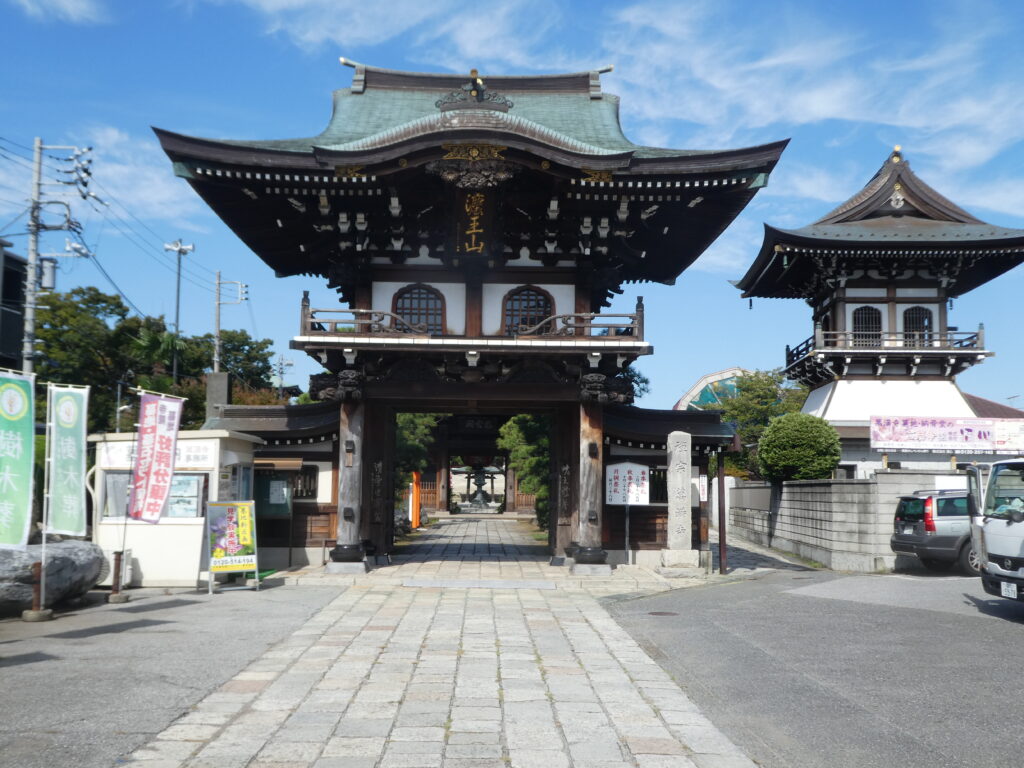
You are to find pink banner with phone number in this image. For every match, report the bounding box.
[128,393,183,523]
[870,416,1024,453]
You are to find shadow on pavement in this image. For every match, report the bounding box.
[115,598,200,614]
[45,618,174,639]
[963,593,1024,623]
[0,651,59,667]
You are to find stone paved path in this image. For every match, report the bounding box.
[122,519,757,768]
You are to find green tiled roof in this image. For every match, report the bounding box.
[215,67,710,160]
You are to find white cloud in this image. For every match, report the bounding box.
[220,0,455,49]
[689,217,763,275]
[9,0,107,23]
[74,125,208,228]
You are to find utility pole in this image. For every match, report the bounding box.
[21,139,93,374]
[21,138,42,374]
[163,239,194,385]
[214,271,247,373]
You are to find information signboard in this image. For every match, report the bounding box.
[605,462,650,505]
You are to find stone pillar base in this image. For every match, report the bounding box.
[325,560,369,574]
[661,549,700,568]
[571,562,613,576]
[21,609,54,622]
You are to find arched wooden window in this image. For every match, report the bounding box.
[503,286,553,336]
[392,284,444,335]
[851,306,882,347]
[903,306,933,346]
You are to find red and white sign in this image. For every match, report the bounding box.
[606,462,650,505]
[128,393,184,523]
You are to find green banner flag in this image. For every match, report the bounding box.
[0,371,35,549]
[46,385,89,537]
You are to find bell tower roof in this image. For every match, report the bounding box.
[735,148,1024,299]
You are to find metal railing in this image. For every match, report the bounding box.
[786,325,984,367]
[299,292,644,341]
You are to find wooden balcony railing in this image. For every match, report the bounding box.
[299,292,644,341]
[785,325,985,367]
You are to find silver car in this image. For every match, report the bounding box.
[890,489,980,575]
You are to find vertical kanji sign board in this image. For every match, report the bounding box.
[0,371,34,549]
[46,385,89,536]
[128,393,184,523]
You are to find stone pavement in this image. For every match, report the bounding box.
[121,518,759,768]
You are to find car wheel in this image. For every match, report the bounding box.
[919,558,949,571]
[958,543,981,576]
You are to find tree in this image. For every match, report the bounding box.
[716,369,807,477]
[393,413,443,503]
[497,414,552,528]
[758,412,841,481]
[35,287,283,432]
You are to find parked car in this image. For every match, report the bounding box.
[890,489,980,575]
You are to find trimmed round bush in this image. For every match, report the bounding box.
[758,412,840,481]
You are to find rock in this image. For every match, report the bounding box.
[0,540,105,615]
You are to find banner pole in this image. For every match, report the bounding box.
[40,384,52,610]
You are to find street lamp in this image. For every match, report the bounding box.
[163,239,194,385]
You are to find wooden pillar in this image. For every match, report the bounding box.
[361,401,393,557]
[575,402,607,564]
[552,404,577,555]
[505,463,516,511]
[331,400,364,562]
[663,430,699,568]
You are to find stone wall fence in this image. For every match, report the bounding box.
[728,469,967,572]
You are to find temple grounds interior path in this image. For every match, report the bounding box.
[121,517,758,767]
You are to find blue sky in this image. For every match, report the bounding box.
[2,0,1023,410]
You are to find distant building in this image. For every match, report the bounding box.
[673,367,748,411]
[0,238,27,370]
[735,149,1024,477]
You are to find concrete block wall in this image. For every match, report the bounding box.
[728,469,966,572]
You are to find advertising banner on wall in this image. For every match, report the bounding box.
[207,501,258,580]
[128,393,184,523]
[0,370,35,549]
[870,416,1024,454]
[45,384,89,536]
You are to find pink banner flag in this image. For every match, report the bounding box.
[128,393,183,523]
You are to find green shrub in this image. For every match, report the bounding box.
[758,412,840,481]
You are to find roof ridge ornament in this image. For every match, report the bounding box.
[436,69,514,112]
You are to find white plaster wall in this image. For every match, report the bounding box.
[481,283,574,335]
[807,379,974,423]
[372,281,466,335]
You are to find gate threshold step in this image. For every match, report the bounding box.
[402,578,556,590]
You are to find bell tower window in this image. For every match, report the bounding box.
[903,305,933,345]
[851,306,883,347]
[503,286,553,336]
[393,284,445,335]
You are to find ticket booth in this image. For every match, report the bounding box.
[89,429,264,587]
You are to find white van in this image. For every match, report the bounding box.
[967,460,1024,601]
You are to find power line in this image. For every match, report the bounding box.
[67,230,146,316]
[92,177,219,278]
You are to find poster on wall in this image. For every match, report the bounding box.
[870,416,1024,454]
[0,370,35,549]
[46,384,89,536]
[206,500,259,592]
[128,393,184,523]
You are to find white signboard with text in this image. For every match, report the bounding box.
[606,462,650,506]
